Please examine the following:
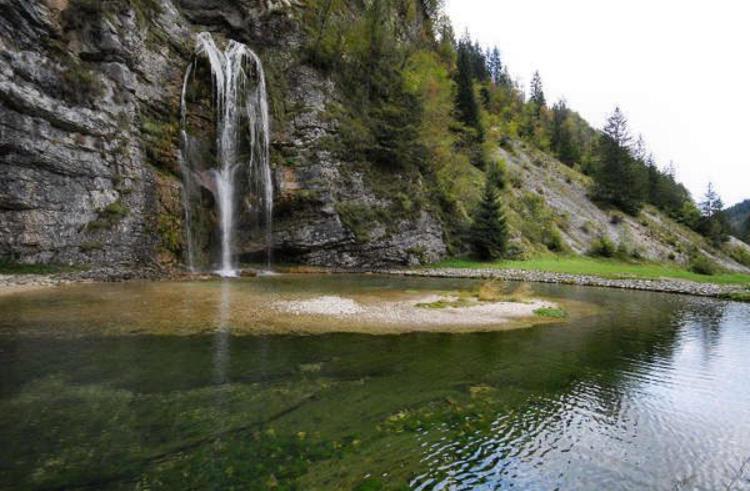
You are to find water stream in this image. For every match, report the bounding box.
[1,278,750,489]
[180,33,273,276]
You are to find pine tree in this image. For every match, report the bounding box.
[470,180,508,260]
[488,47,503,85]
[700,182,724,218]
[529,71,546,108]
[743,215,750,243]
[698,182,730,245]
[594,107,645,215]
[455,34,483,137]
[550,99,577,165]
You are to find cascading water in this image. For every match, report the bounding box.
[179,33,273,277]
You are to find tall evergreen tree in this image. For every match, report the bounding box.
[529,71,546,108]
[455,34,483,138]
[698,182,731,245]
[488,47,504,85]
[700,182,724,218]
[594,107,645,215]
[470,179,508,260]
[550,99,577,165]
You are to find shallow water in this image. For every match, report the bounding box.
[1,275,750,489]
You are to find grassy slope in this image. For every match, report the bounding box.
[434,257,750,287]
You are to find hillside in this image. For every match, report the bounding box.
[726,200,750,240]
[486,140,750,272]
[0,0,747,274]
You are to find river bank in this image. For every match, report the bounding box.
[377,267,749,300]
[1,264,749,302]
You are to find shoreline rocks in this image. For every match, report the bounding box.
[376,268,747,299]
[1,265,747,301]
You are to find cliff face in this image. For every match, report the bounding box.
[0,0,447,269]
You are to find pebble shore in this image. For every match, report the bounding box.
[1,266,747,300]
[377,268,748,299]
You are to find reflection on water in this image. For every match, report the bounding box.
[213,281,231,386]
[0,277,750,489]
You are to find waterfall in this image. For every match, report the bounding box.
[179,32,273,277]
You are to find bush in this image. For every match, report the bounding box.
[542,226,565,252]
[589,235,616,258]
[727,245,750,268]
[689,255,719,276]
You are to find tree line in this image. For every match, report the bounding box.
[300,0,737,260]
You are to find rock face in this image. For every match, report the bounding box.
[0,0,447,269]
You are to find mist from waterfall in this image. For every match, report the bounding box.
[179,32,273,277]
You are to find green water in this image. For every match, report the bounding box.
[1,275,750,489]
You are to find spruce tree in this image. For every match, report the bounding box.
[594,107,645,214]
[551,99,577,165]
[698,182,730,245]
[489,47,503,85]
[529,71,546,108]
[470,180,508,260]
[455,36,482,136]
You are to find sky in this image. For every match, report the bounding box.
[446,0,749,206]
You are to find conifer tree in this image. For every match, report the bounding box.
[488,47,503,85]
[594,107,645,214]
[550,99,577,165]
[455,34,483,138]
[698,182,731,245]
[470,179,508,260]
[529,71,546,108]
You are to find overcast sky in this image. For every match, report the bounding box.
[446,0,749,206]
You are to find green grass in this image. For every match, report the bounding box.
[432,256,750,286]
[533,307,568,318]
[719,291,750,303]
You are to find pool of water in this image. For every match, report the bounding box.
[1,275,750,489]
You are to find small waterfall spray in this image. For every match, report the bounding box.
[179,33,273,277]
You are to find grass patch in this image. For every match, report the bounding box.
[432,256,750,287]
[533,307,568,318]
[719,291,750,303]
[415,298,473,309]
[87,201,128,231]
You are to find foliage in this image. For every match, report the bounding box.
[588,235,617,258]
[335,201,385,243]
[59,63,104,106]
[63,0,162,29]
[726,245,750,268]
[689,254,719,276]
[86,200,128,231]
[593,108,646,215]
[696,183,732,246]
[469,180,508,260]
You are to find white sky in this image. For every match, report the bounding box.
[446,0,749,206]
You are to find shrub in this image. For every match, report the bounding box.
[542,226,565,252]
[689,255,719,276]
[727,245,750,268]
[589,235,616,258]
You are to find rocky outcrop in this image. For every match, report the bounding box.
[0,0,447,269]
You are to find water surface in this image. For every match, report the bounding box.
[1,275,749,489]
